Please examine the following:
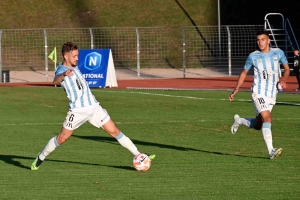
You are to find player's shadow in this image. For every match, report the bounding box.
[72,135,268,160]
[0,154,31,170]
[0,154,136,171]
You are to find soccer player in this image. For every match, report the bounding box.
[31,42,155,170]
[293,49,300,91]
[229,31,290,160]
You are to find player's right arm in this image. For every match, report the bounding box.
[229,55,252,101]
[229,69,248,101]
[53,66,74,85]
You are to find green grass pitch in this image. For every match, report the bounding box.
[0,87,299,199]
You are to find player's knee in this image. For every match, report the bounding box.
[259,112,272,123]
[56,134,70,145]
[262,116,272,123]
[102,120,120,137]
[56,137,66,145]
[107,128,120,138]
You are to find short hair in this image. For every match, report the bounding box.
[256,30,270,38]
[62,42,78,57]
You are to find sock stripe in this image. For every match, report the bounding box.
[54,136,60,146]
[262,122,271,129]
[116,132,124,139]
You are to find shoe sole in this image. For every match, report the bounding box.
[231,114,240,134]
[270,148,283,160]
[231,126,236,134]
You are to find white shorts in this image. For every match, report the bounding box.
[63,104,110,130]
[251,93,276,115]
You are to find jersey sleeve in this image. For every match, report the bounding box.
[55,65,68,76]
[243,55,253,70]
[279,50,288,65]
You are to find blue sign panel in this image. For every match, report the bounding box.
[78,49,110,88]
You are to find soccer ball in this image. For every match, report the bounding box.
[133,153,151,171]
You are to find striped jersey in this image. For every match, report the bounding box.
[55,64,98,109]
[244,48,288,98]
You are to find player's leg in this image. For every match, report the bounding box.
[103,119,141,156]
[230,93,259,134]
[31,128,74,170]
[253,114,263,130]
[259,110,274,153]
[31,131,74,171]
[56,127,74,144]
[31,110,88,170]
[250,92,265,130]
[31,136,60,170]
[231,114,257,134]
[89,106,140,156]
[256,96,282,159]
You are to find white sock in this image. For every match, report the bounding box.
[39,136,60,161]
[116,132,140,156]
[262,122,273,154]
[239,118,255,128]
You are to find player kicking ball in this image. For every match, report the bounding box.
[229,31,290,160]
[31,42,155,170]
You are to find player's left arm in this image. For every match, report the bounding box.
[279,50,290,89]
[280,63,290,89]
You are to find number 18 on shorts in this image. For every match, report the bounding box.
[252,93,276,115]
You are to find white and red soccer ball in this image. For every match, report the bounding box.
[133,153,151,171]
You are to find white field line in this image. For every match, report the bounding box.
[93,90,300,106]
[1,117,299,127]
[1,90,298,126]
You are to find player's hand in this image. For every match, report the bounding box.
[64,69,74,77]
[229,89,238,101]
[279,80,287,89]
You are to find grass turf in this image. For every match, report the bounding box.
[0,87,299,199]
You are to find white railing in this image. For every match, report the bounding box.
[0,25,265,82]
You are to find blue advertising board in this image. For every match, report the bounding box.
[78,49,111,88]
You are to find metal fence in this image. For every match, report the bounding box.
[0,25,264,82]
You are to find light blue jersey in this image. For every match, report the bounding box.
[244,48,288,98]
[55,64,98,109]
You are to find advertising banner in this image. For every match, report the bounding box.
[78,49,118,88]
